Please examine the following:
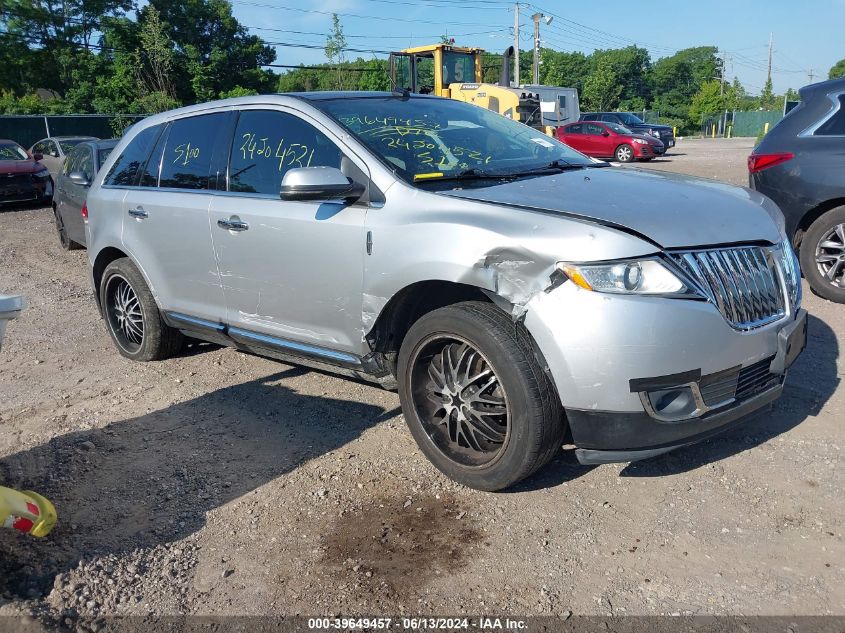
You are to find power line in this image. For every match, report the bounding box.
[229,0,505,27]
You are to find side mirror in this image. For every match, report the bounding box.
[602,131,610,137]
[68,171,91,187]
[279,167,365,203]
[32,152,43,161]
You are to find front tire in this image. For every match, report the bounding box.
[800,206,845,303]
[615,144,634,163]
[99,258,184,361]
[397,301,565,491]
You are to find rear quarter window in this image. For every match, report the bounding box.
[159,113,229,190]
[103,126,161,187]
[815,94,845,136]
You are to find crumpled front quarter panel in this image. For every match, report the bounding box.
[362,183,657,330]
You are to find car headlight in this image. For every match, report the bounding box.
[777,238,801,309]
[559,258,696,296]
[632,138,647,145]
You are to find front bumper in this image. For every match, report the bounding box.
[0,176,50,204]
[572,382,783,464]
[523,282,805,463]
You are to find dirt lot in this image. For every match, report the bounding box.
[0,137,842,622]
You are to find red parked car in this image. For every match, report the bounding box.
[557,121,665,163]
[0,139,53,206]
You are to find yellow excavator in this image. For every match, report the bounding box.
[389,44,544,130]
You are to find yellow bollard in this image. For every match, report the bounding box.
[727,125,732,139]
[711,125,716,138]
[0,486,57,537]
[673,126,677,137]
[763,122,770,135]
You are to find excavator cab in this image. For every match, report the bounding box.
[389,45,482,99]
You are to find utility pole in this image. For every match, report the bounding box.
[532,13,541,85]
[719,51,728,95]
[808,68,816,83]
[513,3,520,87]
[767,32,773,84]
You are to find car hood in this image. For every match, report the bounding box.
[439,167,784,249]
[631,123,671,131]
[0,160,42,174]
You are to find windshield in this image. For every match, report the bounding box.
[0,143,28,160]
[443,52,475,86]
[606,123,633,135]
[318,97,595,184]
[59,139,87,154]
[619,113,644,126]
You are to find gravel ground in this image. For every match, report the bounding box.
[0,137,842,623]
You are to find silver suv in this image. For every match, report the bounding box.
[86,93,807,491]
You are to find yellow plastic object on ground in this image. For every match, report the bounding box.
[0,486,57,537]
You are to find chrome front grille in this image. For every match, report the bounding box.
[671,245,787,331]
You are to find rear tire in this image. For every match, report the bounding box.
[397,301,565,491]
[99,257,184,361]
[800,206,845,303]
[614,144,634,163]
[54,207,81,251]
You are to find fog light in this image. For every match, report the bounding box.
[646,386,698,421]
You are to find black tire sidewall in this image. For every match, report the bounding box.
[799,206,845,303]
[99,258,162,361]
[54,208,70,250]
[397,304,558,491]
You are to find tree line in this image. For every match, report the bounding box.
[2,0,843,134]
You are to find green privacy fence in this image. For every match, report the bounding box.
[731,110,783,137]
[0,114,146,149]
[701,110,783,138]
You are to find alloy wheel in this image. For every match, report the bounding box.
[814,223,845,288]
[409,335,509,467]
[616,146,632,162]
[105,274,144,353]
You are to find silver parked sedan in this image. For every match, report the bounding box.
[30,136,98,180]
[85,93,807,491]
[52,139,117,249]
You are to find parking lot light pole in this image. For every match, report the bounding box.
[532,13,552,85]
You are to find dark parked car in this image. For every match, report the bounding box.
[30,136,98,180]
[581,112,675,148]
[52,139,117,249]
[557,121,664,162]
[0,139,53,206]
[749,77,845,303]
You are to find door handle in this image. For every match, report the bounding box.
[128,207,148,219]
[217,217,249,232]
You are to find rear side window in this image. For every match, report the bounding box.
[815,95,845,136]
[228,110,342,196]
[104,126,160,187]
[566,123,583,134]
[586,123,604,135]
[582,114,597,121]
[139,125,170,187]
[63,147,83,175]
[77,147,94,179]
[159,113,228,190]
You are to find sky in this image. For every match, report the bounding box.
[227,0,844,95]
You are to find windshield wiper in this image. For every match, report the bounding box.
[413,168,513,183]
[509,159,596,177]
